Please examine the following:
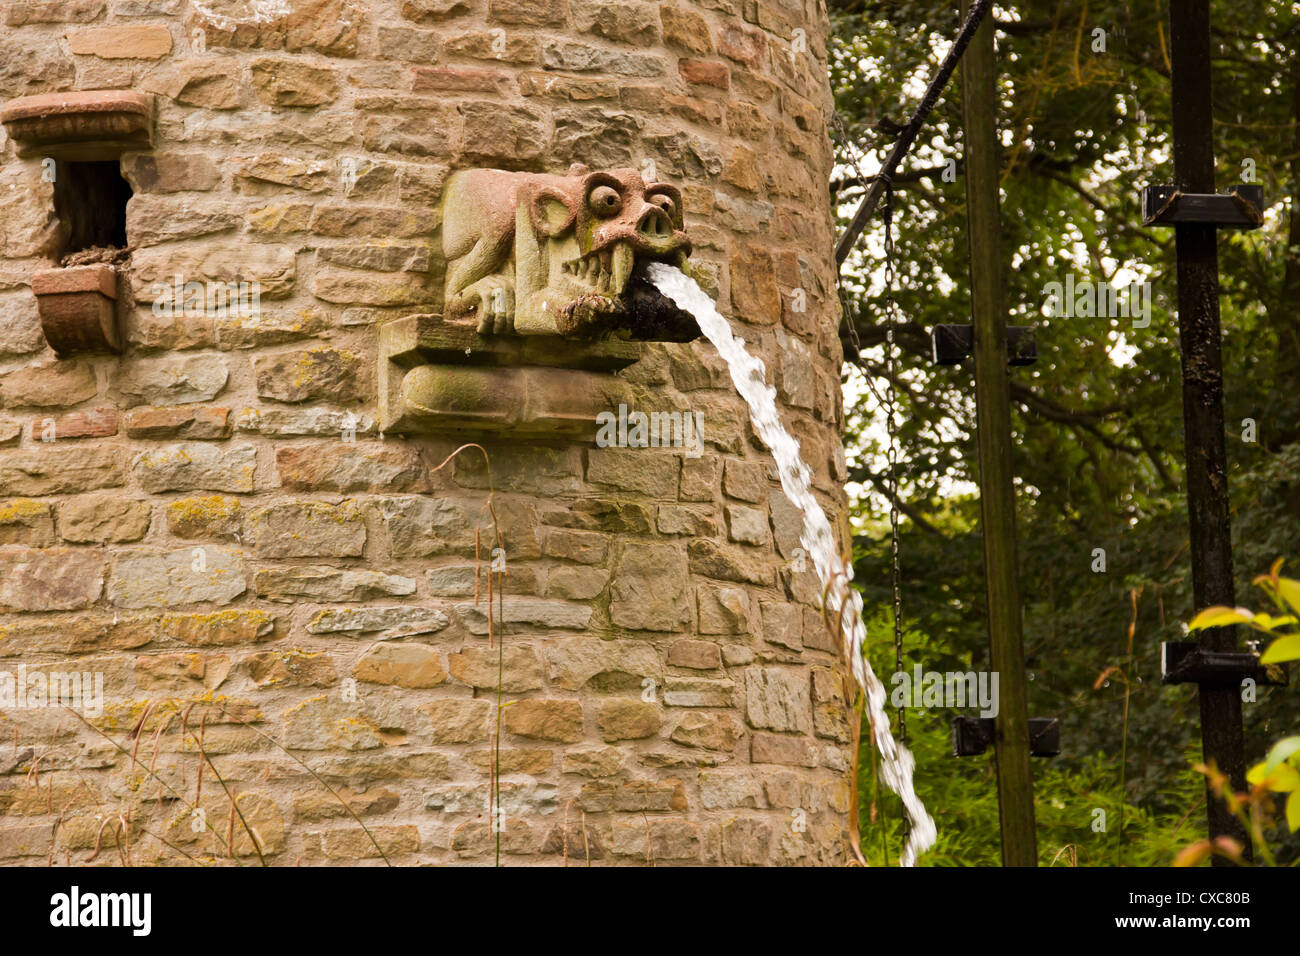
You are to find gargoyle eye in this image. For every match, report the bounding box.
[647,192,677,219]
[588,184,622,217]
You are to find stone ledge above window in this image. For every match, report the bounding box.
[1,90,154,161]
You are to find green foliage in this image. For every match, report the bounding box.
[834,1,1300,864]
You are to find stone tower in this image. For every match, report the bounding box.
[0,0,851,865]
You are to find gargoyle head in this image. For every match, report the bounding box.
[525,164,696,340]
[441,163,700,342]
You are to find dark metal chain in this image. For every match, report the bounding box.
[882,181,905,749]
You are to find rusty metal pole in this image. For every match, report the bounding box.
[1166,0,1250,863]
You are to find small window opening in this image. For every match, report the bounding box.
[51,160,132,266]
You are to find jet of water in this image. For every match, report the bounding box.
[646,262,937,866]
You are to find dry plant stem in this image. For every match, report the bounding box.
[213,702,393,866]
[61,705,241,862]
[193,711,268,866]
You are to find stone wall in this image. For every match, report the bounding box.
[0,0,851,865]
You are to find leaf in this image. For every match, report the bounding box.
[1260,634,1300,664]
[1186,606,1254,631]
[1247,760,1300,793]
[1289,791,1300,833]
[1251,613,1297,632]
[1263,736,1300,774]
[1274,577,1300,616]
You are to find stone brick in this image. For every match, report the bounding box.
[717,23,765,68]
[726,503,768,545]
[0,361,96,408]
[354,642,446,688]
[282,697,382,752]
[544,638,661,690]
[117,355,229,407]
[165,495,242,539]
[321,825,419,859]
[503,698,583,742]
[697,585,753,635]
[670,711,741,751]
[6,1,105,24]
[572,0,658,42]
[721,817,771,865]
[745,667,812,733]
[537,527,608,565]
[687,539,772,586]
[253,347,366,404]
[245,648,338,688]
[586,447,679,497]
[0,498,55,546]
[454,600,591,635]
[556,746,621,778]
[293,787,399,821]
[597,698,661,740]
[760,600,802,651]
[237,407,374,438]
[543,565,609,600]
[0,548,103,610]
[401,0,471,22]
[446,645,542,692]
[661,6,712,54]
[656,504,716,537]
[123,405,232,439]
[248,501,365,558]
[255,566,415,602]
[728,241,781,322]
[58,494,151,543]
[66,24,173,58]
[251,58,338,107]
[723,457,766,502]
[306,605,448,638]
[0,446,122,495]
[489,0,567,25]
[610,817,699,860]
[107,548,246,608]
[276,442,430,493]
[420,698,490,743]
[123,152,222,193]
[699,769,764,809]
[667,638,723,669]
[0,419,21,446]
[160,609,275,646]
[608,541,690,631]
[811,666,851,742]
[679,58,729,89]
[29,407,117,440]
[679,455,719,501]
[750,732,817,767]
[663,676,734,707]
[135,652,231,692]
[133,442,257,493]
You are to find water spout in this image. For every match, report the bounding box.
[646,262,937,866]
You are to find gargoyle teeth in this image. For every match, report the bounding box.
[611,241,634,296]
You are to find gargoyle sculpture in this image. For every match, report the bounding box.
[441,163,699,341]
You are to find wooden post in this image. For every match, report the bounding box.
[1166,0,1250,862]
[961,3,1038,867]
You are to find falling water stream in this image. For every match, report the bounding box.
[646,263,937,866]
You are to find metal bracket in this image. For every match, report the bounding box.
[931,324,1037,367]
[1160,641,1288,687]
[952,716,1060,757]
[1141,184,1264,229]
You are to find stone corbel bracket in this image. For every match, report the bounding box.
[379,314,639,440]
[31,265,121,355]
[1,89,154,160]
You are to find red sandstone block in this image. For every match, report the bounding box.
[679,58,730,89]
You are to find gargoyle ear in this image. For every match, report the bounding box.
[529,185,577,238]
